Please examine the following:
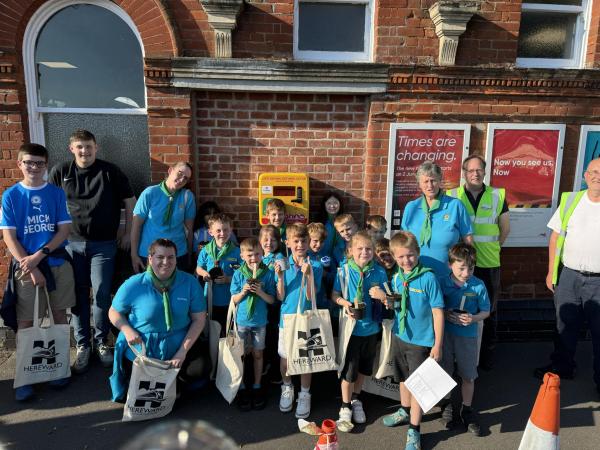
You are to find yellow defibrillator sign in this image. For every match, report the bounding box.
[258,172,310,225]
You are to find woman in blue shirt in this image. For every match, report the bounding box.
[109,238,207,401]
[402,161,473,276]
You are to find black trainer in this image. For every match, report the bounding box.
[440,402,454,429]
[237,389,252,412]
[533,364,574,380]
[252,386,267,410]
[461,408,481,436]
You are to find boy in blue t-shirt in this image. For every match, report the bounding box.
[275,223,323,420]
[196,213,241,332]
[307,222,331,309]
[230,237,276,411]
[380,231,444,450]
[439,243,490,436]
[0,143,75,402]
[332,214,358,268]
[332,231,387,431]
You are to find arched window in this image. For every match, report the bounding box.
[24,0,149,194]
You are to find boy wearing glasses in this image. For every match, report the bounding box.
[1,143,75,401]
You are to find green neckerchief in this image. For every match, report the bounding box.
[419,194,441,246]
[159,180,182,228]
[204,239,234,264]
[146,265,177,331]
[347,258,374,305]
[395,264,432,335]
[239,262,269,320]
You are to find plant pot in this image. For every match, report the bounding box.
[386,293,402,311]
[209,266,224,280]
[247,278,260,287]
[349,303,366,320]
[381,306,395,320]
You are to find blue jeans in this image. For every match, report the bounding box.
[66,240,117,348]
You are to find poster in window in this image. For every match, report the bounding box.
[574,125,600,190]
[485,124,565,247]
[385,124,470,233]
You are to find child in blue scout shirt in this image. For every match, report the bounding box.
[196,213,241,332]
[259,225,284,270]
[275,223,323,420]
[375,238,398,283]
[307,222,331,309]
[380,231,444,450]
[332,214,358,268]
[230,237,276,411]
[265,198,287,248]
[366,215,387,242]
[439,243,490,436]
[331,231,387,431]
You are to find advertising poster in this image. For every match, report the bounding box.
[385,124,470,232]
[485,124,565,247]
[574,125,600,190]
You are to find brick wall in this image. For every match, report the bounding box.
[194,91,369,236]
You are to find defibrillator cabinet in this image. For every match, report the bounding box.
[258,172,310,225]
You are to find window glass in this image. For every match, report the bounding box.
[517,12,577,59]
[298,3,366,52]
[35,4,145,109]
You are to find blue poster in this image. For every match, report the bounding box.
[580,131,600,189]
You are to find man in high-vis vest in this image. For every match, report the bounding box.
[447,155,510,370]
[535,158,600,395]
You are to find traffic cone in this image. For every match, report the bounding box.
[518,372,560,450]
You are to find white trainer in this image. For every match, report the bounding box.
[96,344,113,368]
[72,346,91,374]
[279,384,294,412]
[337,407,354,432]
[351,399,366,424]
[295,391,311,419]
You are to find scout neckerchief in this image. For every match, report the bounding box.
[204,239,234,266]
[147,265,177,331]
[347,258,374,306]
[419,194,441,247]
[395,264,432,334]
[159,180,182,228]
[239,262,268,319]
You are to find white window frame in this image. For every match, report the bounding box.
[23,0,147,145]
[293,0,374,62]
[516,0,591,69]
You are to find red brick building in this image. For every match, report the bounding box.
[1,0,599,298]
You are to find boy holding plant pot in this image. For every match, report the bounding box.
[332,231,387,431]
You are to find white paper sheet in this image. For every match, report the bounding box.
[404,358,457,413]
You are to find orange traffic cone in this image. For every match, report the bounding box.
[518,372,560,450]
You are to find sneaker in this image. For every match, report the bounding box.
[96,344,113,368]
[48,377,70,389]
[295,391,311,419]
[237,388,252,412]
[382,407,409,427]
[533,364,574,380]
[279,384,294,413]
[351,399,366,424]
[440,402,454,428]
[15,385,34,402]
[72,346,91,374]
[337,407,354,432]
[461,408,481,436]
[252,387,267,410]
[405,428,421,450]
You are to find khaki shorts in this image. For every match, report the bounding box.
[16,262,76,321]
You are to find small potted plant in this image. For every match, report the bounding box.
[349,296,366,320]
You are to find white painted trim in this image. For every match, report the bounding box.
[293,0,373,62]
[172,78,386,93]
[574,125,600,190]
[521,3,584,13]
[23,0,146,145]
[37,107,147,115]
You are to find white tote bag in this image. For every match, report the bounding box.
[215,301,244,404]
[205,282,222,379]
[122,342,179,422]
[284,273,337,376]
[362,341,400,401]
[374,318,395,379]
[14,287,71,388]
[336,266,356,377]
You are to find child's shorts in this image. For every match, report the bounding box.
[391,334,430,383]
[340,333,378,383]
[441,332,478,381]
[277,328,287,359]
[237,325,267,352]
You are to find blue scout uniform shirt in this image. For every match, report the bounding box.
[332,240,349,270]
[230,267,277,327]
[439,274,490,338]
[0,182,71,267]
[276,254,323,328]
[308,249,332,309]
[391,269,444,347]
[334,262,387,337]
[323,219,339,256]
[401,194,472,276]
[133,184,196,257]
[197,243,242,307]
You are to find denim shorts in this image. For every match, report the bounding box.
[237,325,267,351]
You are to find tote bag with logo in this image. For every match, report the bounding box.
[215,301,244,404]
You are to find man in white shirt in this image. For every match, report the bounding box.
[535,158,600,396]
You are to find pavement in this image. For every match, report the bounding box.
[0,341,599,450]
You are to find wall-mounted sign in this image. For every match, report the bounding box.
[574,125,600,190]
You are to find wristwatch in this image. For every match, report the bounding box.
[41,246,51,255]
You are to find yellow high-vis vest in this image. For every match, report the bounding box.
[446,185,505,268]
[551,190,587,285]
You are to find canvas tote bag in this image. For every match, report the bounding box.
[205,282,222,379]
[215,301,244,404]
[122,342,179,422]
[284,272,337,376]
[14,286,70,388]
[336,265,356,377]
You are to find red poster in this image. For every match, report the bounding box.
[489,129,559,207]
[389,127,467,230]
